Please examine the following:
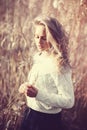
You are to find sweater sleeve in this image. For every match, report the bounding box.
[36,69,75,109]
[27,63,39,85]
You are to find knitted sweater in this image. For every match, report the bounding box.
[26,51,75,114]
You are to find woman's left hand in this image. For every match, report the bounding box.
[26,86,38,97]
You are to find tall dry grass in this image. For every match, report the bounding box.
[0,0,87,130]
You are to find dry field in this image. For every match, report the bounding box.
[0,0,87,130]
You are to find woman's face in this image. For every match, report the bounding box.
[34,25,50,52]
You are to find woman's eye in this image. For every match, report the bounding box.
[34,35,46,40]
[42,37,46,40]
[35,35,39,38]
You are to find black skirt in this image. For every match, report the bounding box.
[20,107,63,130]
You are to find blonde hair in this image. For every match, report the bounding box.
[33,15,70,71]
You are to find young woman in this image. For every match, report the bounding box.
[19,15,75,130]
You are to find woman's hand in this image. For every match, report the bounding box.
[19,82,29,94]
[26,86,38,97]
[19,82,38,97]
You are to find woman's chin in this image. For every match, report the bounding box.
[38,47,44,52]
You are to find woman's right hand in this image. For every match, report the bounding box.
[19,82,30,94]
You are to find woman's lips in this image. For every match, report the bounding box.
[38,46,43,49]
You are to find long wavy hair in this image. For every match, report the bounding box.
[33,15,70,71]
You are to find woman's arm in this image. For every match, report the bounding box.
[35,70,75,109]
[19,63,38,95]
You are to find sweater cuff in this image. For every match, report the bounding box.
[36,88,46,101]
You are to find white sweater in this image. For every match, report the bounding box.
[26,52,75,114]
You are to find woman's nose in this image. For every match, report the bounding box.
[38,37,42,44]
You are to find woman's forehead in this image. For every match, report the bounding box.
[35,25,46,35]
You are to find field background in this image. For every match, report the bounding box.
[0,0,87,130]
